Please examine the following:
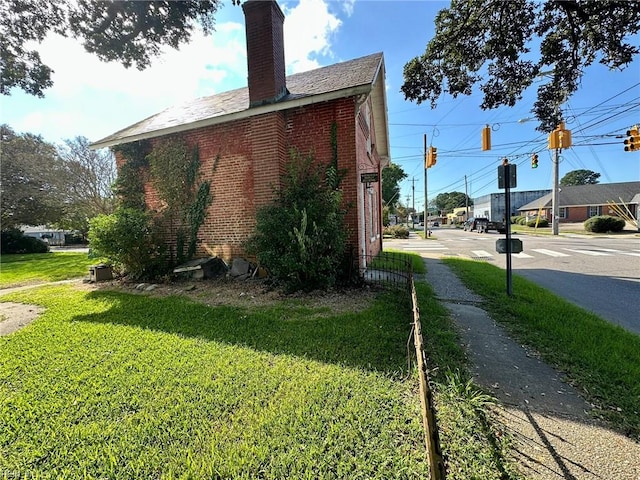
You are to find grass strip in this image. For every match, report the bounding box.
[373,250,426,274]
[413,281,522,480]
[444,257,640,439]
[0,253,96,287]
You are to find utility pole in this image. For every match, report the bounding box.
[424,134,428,237]
[411,177,416,228]
[406,195,411,227]
[549,122,571,235]
[552,148,560,235]
[464,175,469,220]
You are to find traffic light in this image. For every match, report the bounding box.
[558,122,572,148]
[548,122,572,149]
[481,125,491,151]
[531,153,539,169]
[624,126,639,151]
[426,146,437,168]
[425,147,436,168]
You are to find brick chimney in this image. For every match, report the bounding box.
[242,0,288,107]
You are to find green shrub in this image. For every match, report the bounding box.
[527,218,549,227]
[383,225,410,238]
[246,150,347,292]
[88,208,167,280]
[518,217,527,225]
[511,215,523,224]
[1,229,49,254]
[584,215,626,233]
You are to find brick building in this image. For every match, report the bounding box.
[517,181,640,224]
[92,0,389,272]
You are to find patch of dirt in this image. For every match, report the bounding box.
[1,277,382,336]
[0,303,45,336]
[78,277,381,313]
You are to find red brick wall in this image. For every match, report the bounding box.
[283,98,360,248]
[116,96,382,270]
[354,97,383,260]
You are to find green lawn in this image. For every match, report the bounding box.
[0,252,95,288]
[1,285,429,479]
[0,277,519,479]
[444,258,640,439]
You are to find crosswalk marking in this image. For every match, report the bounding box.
[563,248,611,256]
[472,250,494,257]
[386,238,639,259]
[531,249,570,257]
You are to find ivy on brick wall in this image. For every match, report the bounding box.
[146,138,213,264]
[327,121,346,191]
[112,140,151,210]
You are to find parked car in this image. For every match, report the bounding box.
[463,217,506,233]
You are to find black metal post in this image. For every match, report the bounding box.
[504,166,513,296]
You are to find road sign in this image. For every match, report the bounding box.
[498,164,517,189]
[496,238,523,254]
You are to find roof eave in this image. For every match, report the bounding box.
[91,84,374,150]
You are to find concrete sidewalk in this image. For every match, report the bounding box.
[421,257,640,479]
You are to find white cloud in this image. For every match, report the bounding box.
[3,2,346,143]
[36,22,246,104]
[282,0,342,74]
[342,0,357,17]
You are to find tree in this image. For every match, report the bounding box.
[401,0,640,132]
[1,125,66,229]
[434,192,472,213]
[560,169,601,186]
[56,136,117,235]
[382,163,408,209]
[1,0,227,97]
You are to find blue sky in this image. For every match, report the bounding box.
[3,0,639,211]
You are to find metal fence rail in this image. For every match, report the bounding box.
[410,276,446,480]
[360,251,412,290]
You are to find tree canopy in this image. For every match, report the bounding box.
[56,136,117,234]
[402,0,640,132]
[1,125,66,229]
[433,192,472,213]
[560,169,601,186]
[1,0,226,97]
[1,126,116,232]
[381,163,408,209]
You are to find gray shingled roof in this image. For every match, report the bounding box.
[92,52,385,150]
[518,181,640,210]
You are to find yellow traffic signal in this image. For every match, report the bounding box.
[481,125,491,151]
[558,122,572,148]
[430,147,437,167]
[624,126,639,152]
[531,153,539,169]
[426,146,437,168]
[548,122,572,149]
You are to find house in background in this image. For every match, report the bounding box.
[446,207,469,225]
[92,0,389,271]
[517,181,640,224]
[472,190,551,223]
[21,226,66,246]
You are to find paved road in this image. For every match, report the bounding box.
[386,227,640,335]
